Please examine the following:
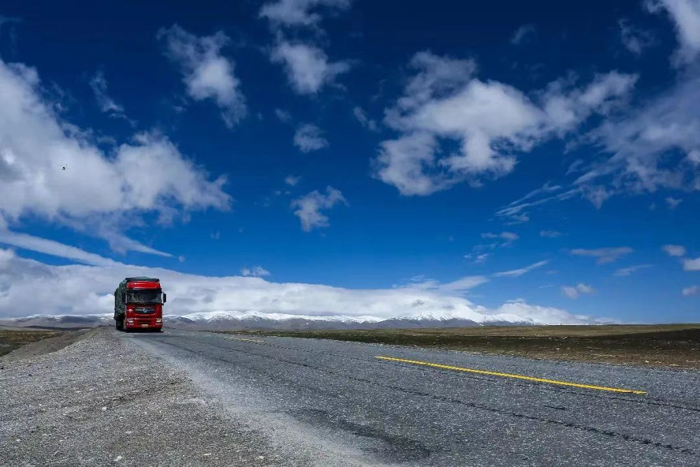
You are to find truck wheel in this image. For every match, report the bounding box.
[115,318,123,331]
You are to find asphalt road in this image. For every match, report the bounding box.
[130,329,700,467]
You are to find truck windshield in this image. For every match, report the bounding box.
[126,290,163,304]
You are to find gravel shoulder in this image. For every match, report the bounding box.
[0,328,281,467]
[1,329,86,361]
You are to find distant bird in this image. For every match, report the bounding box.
[62,165,67,171]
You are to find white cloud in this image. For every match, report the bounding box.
[158,25,246,127]
[259,0,351,28]
[463,233,520,263]
[294,123,329,152]
[647,0,700,65]
[683,257,700,271]
[0,58,230,255]
[240,266,271,277]
[275,108,292,122]
[284,175,301,186]
[464,252,490,264]
[614,264,651,277]
[561,283,595,299]
[490,299,606,325]
[540,230,563,238]
[292,186,347,231]
[573,2,700,200]
[89,71,124,115]
[0,231,118,266]
[493,260,548,278]
[482,231,519,245]
[618,19,655,56]
[271,41,350,95]
[0,246,597,324]
[682,285,699,296]
[511,24,536,45]
[374,51,636,195]
[666,196,683,208]
[582,72,700,196]
[663,244,687,257]
[373,132,449,196]
[571,247,633,264]
[97,229,173,257]
[353,106,378,131]
[405,275,489,294]
[497,184,579,224]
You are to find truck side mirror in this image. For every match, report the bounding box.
[163,293,167,303]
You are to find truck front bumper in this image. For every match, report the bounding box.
[124,317,162,330]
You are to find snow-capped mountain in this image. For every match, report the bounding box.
[0,309,539,330]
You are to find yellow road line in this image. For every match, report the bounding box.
[228,337,265,343]
[375,356,646,395]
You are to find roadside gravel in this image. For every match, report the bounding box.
[0,328,281,467]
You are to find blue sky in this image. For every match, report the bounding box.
[0,0,699,323]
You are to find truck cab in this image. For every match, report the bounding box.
[114,277,166,332]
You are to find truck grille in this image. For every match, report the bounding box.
[134,307,155,314]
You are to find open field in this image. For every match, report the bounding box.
[223,324,700,369]
[0,328,65,358]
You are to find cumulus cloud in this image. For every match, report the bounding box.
[259,0,351,28]
[493,260,548,278]
[374,51,636,195]
[561,283,595,299]
[240,266,271,277]
[682,285,699,296]
[0,58,230,255]
[292,186,346,231]
[0,247,596,324]
[271,41,350,95]
[663,244,687,257]
[571,247,633,264]
[373,132,447,196]
[511,24,536,45]
[294,123,329,152]
[158,25,246,127]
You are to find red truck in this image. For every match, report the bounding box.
[114,277,166,332]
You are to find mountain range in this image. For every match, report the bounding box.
[0,310,537,331]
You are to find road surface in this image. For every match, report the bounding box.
[129,329,700,466]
